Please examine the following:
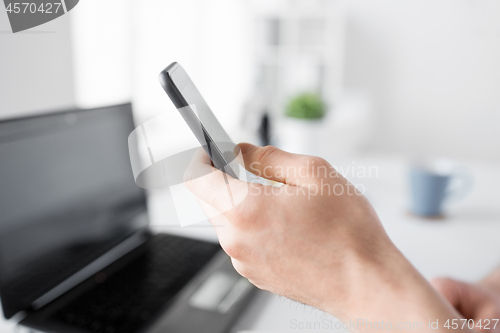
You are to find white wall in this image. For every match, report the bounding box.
[0,0,132,120]
[131,0,253,138]
[132,0,500,162]
[343,0,500,161]
[2,0,499,163]
[0,9,76,119]
[70,0,132,108]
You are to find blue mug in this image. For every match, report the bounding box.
[409,159,473,218]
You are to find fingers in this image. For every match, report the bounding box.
[184,147,249,217]
[196,197,229,228]
[432,277,467,309]
[231,257,255,281]
[238,143,331,186]
[183,147,214,181]
[431,277,483,319]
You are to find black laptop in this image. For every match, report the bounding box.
[0,104,255,333]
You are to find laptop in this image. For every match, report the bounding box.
[0,103,255,333]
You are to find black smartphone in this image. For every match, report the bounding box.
[159,62,239,179]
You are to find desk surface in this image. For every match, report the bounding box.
[2,156,500,333]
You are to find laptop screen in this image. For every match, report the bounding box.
[0,104,148,319]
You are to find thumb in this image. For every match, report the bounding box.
[237,143,329,186]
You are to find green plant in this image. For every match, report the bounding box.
[285,92,326,120]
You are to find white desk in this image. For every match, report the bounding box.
[2,156,500,333]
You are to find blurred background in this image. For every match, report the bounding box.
[2,0,500,280]
[2,1,500,331]
[2,0,500,161]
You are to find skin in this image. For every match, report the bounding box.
[433,268,500,332]
[184,143,471,332]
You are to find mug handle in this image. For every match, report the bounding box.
[445,166,474,204]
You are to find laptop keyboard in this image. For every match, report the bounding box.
[48,234,220,333]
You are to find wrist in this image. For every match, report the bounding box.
[323,241,470,332]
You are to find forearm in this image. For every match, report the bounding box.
[324,244,472,332]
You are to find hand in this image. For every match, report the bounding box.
[185,143,469,331]
[432,277,500,332]
[185,143,390,312]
